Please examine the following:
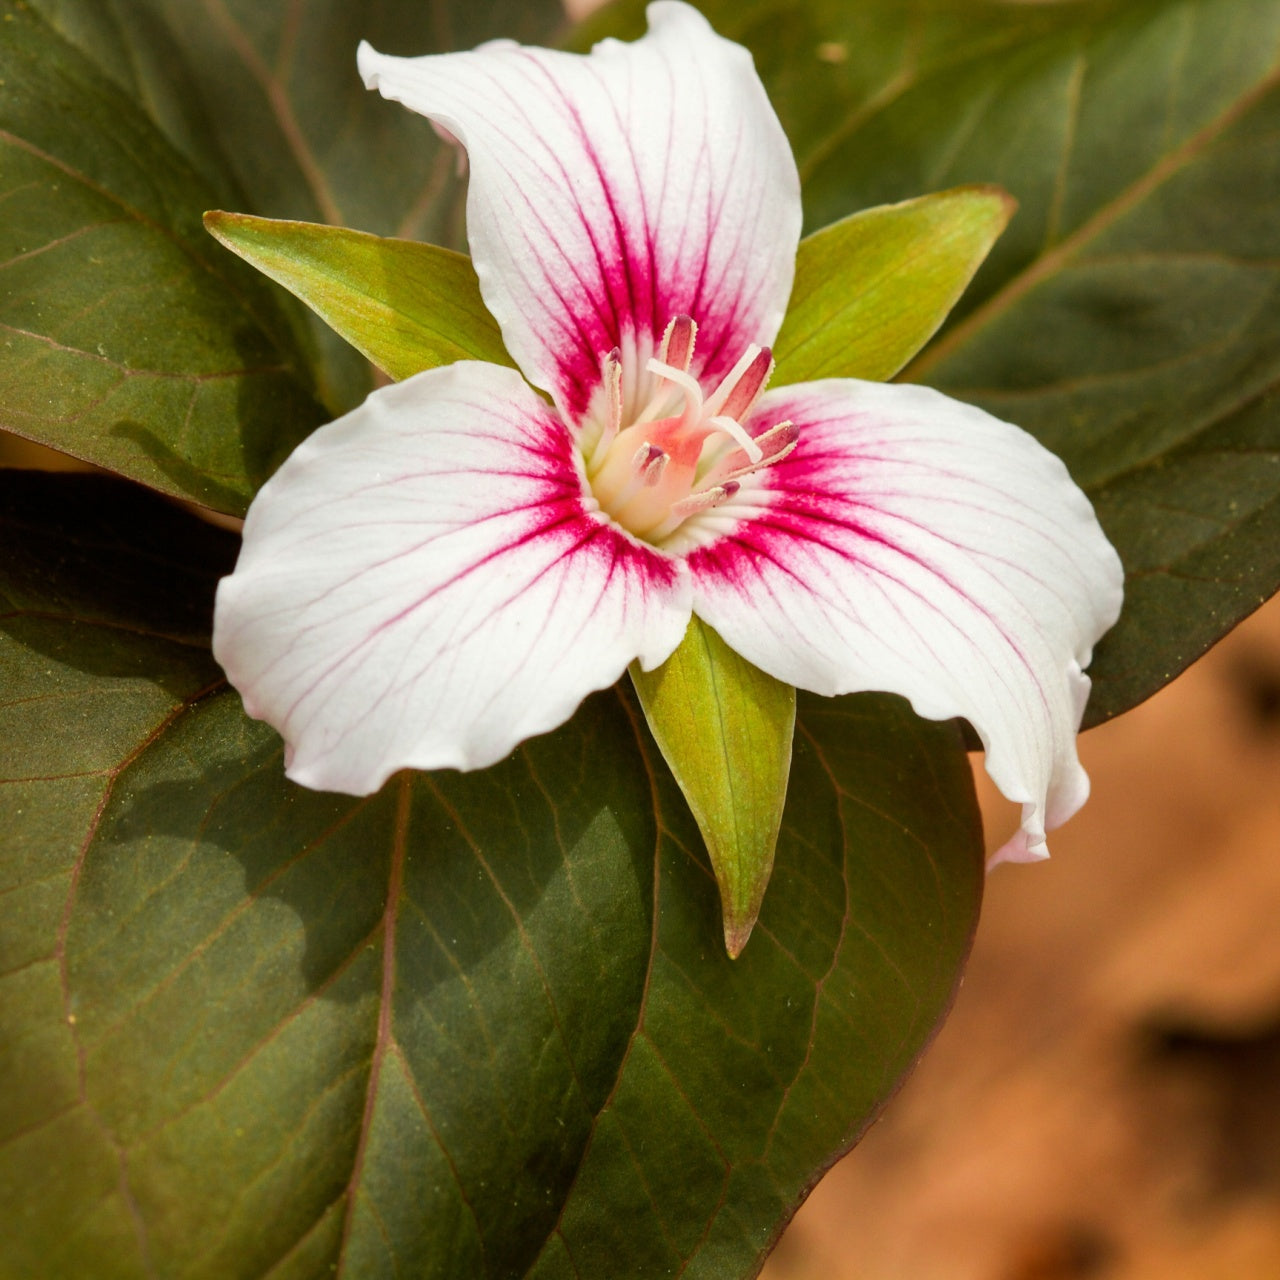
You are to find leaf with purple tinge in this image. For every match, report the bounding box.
[0,472,982,1278]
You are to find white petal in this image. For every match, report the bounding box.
[358,1,800,423]
[687,380,1124,860]
[213,364,692,794]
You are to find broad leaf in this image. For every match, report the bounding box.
[774,186,1014,384]
[30,0,567,243]
[0,472,982,1278]
[205,215,513,380]
[0,0,325,515]
[630,620,796,959]
[135,0,565,241]
[113,0,563,413]
[24,0,247,208]
[1,0,569,508]
[584,0,1280,725]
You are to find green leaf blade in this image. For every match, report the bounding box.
[204,214,513,381]
[630,620,796,958]
[774,185,1015,385]
[0,0,326,515]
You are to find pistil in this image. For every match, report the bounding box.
[583,314,799,546]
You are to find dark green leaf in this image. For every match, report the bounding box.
[0,0,326,514]
[0,472,982,1278]
[1,0,569,507]
[24,0,246,208]
[585,0,1280,724]
[121,0,564,412]
[204,214,513,380]
[130,0,567,241]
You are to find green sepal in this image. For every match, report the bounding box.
[203,212,514,381]
[773,185,1014,385]
[630,619,796,958]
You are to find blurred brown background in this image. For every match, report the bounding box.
[764,596,1280,1280]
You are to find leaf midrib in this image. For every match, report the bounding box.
[521,689,666,1279]
[334,774,412,1272]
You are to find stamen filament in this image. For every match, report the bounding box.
[582,315,798,547]
[644,358,703,423]
[707,414,763,463]
[587,347,624,472]
[716,347,774,423]
[647,480,742,542]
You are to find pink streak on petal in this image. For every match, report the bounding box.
[214,363,692,796]
[688,378,1123,863]
[357,2,801,425]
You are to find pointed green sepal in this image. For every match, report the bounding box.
[773,185,1015,385]
[203,212,513,381]
[631,619,796,958]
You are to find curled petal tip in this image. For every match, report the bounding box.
[355,40,380,89]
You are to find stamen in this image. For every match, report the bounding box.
[603,442,667,516]
[644,357,704,422]
[753,420,799,458]
[707,414,764,463]
[670,479,740,518]
[603,347,623,430]
[588,347,624,470]
[647,479,743,542]
[704,344,765,418]
[633,443,668,487]
[715,347,774,424]
[583,316,793,546]
[656,315,697,372]
[722,439,797,482]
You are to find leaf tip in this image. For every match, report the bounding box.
[723,910,759,960]
[203,209,238,248]
[965,182,1019,229]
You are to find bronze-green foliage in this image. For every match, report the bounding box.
[0,473,981,1278]
[3,0,1280,1274]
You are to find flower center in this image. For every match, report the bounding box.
[581,315,797,547]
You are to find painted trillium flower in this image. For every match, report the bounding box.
[212,1,1123,867]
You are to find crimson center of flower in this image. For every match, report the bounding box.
[581,315,798,547]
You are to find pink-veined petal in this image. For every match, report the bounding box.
[358,1,800,423]
[687,380,1124,863]
[213,363,691,794]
